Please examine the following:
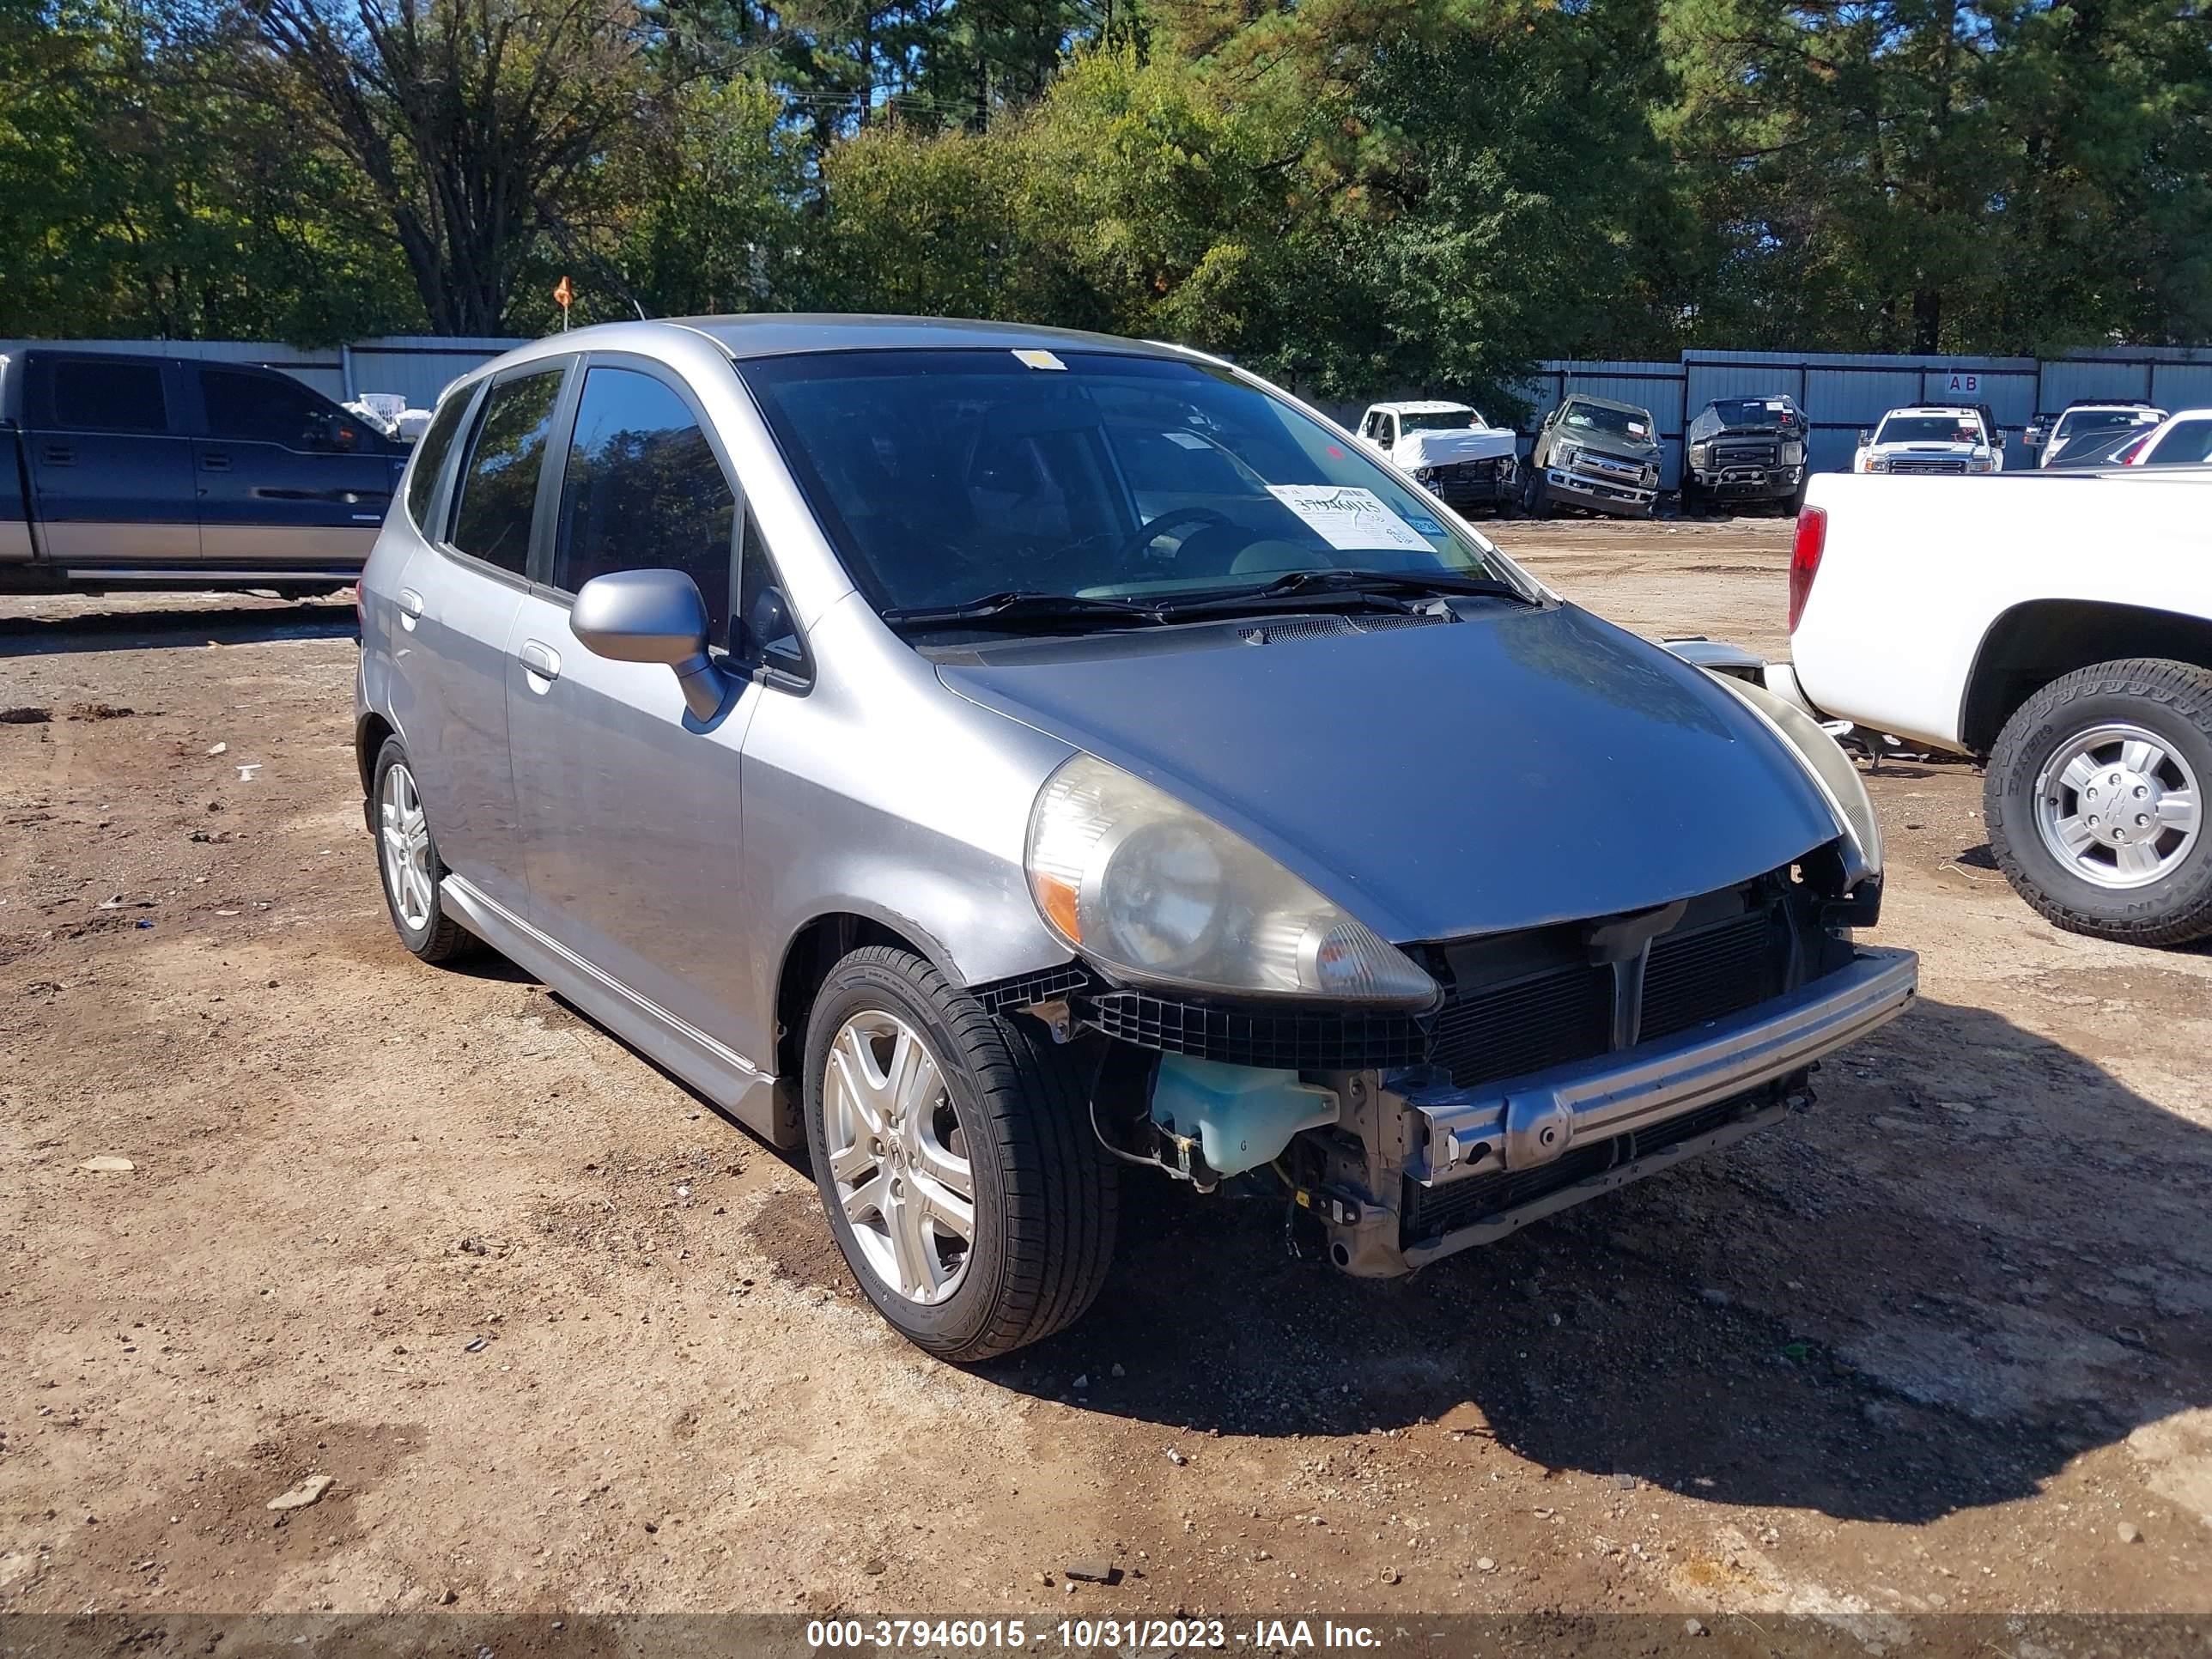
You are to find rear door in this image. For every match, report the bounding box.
[400,360,573,921]
[504,356,757,1054]
[24,355,198,566]
[190,363,401,568]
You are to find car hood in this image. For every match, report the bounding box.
[1395,428,1516,471]
[937,604,1844,943]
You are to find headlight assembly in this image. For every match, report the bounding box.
[1026,754,1439,1006]
[1552,442,1580,471]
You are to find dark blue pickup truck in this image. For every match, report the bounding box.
[1,348,409,594]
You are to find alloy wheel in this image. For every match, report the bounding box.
[379,761,435,931]
[822,1011,976,1305]
[2033,721,2201,890]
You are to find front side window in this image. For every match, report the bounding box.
[2144,418,2212,466]
[199,367,333,446]
[404,389,474,530]
[448,368,564,575]
[50,359,167,434]
[551,366,738,647]
[739,349,1516,615]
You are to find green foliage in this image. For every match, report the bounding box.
[3,0,2206,375]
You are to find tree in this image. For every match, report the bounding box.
[219,0,661,334]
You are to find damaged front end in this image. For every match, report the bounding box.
[980,855,1914,1277]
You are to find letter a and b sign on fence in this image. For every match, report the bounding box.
[1943,372,1980,397]
[554,275,573,330]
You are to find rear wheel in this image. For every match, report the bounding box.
[370,737,477,963]
[802,947,1117,1361]
[1985,659,2212,945]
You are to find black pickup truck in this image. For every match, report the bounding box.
[1680,394,1809,515]
[1,348,409,594]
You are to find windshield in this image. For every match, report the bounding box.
[1559,402,1652,442]
[2055,409,2158,444]
[1875,415,1981,446]
[1708,398,1797,428]
[1399,410,1480,434]
[740,349,1516,616]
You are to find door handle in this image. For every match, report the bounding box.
[394,587,424,631]
[518,640,562,681]
[200,452,232,471]
[42,445,74,466]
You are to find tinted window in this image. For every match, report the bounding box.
[199,366,335,446]
[2146,419,2212,466]
[51,359,167,433]
[552,367,735,644]
[404,390,474,529]
[448,368,564,575]
[738,508,804,670]
[1559,402,1652,441]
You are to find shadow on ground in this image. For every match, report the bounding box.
[0,599,356,657]
[973,995,2210,1527]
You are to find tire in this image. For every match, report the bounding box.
[801,946,1118,1362]
[369,736,477,963]
[1680,480,1706,520]
[1984,659,2212,946]
[1522,461,1553,520]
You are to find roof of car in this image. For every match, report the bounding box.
[2063,398,2161,410]
[1371,400,1474,415]
[673,313,1189,362]
[1884,405,1980,417]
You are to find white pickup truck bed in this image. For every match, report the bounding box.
[1789,468,2212,945]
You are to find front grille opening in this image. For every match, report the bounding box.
[1430,899,1785,1091]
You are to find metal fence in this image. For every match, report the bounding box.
[11,332,2212,489]
[1332,344,2212,488]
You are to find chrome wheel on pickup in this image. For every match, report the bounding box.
[1987,659,2212,946]
[2032,722,2200,889]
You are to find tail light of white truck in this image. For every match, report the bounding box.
[1787,505,1826,633]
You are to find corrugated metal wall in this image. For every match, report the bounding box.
[8,334,2209,484]
[1330,344,2209,489]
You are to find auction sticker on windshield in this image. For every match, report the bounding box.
[1267,485,1431,552]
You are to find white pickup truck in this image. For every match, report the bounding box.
[1354,401,1519,514]
[1784,470,2212,945]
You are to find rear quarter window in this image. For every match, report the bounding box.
[404,391,474,532]
[49,359,167,434]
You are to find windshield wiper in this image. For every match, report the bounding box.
[878,590,1164,632]
[1156,568,1540,618]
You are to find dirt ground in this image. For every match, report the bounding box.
[3,518,2208,1636]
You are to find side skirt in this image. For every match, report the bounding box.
[440,874,797,1149]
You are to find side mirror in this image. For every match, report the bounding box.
[572,568,732,722]
[1857,428,1870,444]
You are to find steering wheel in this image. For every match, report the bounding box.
[1098,506,1236,583]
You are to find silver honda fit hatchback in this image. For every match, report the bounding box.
[356,315,1915,1361]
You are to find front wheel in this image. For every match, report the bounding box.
[1522,462,1553,520]
[802,947,1118,1361]
[1985,659,2212,945]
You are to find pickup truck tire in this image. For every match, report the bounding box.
[802,946,1118,1363]
[1522,465,1553,520]
[1985,659,2212,946]
[369,737,479,963]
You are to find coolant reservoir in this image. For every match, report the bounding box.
[1151,1056,1339,1177]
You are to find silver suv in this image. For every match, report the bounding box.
[357,316,1915,1361]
